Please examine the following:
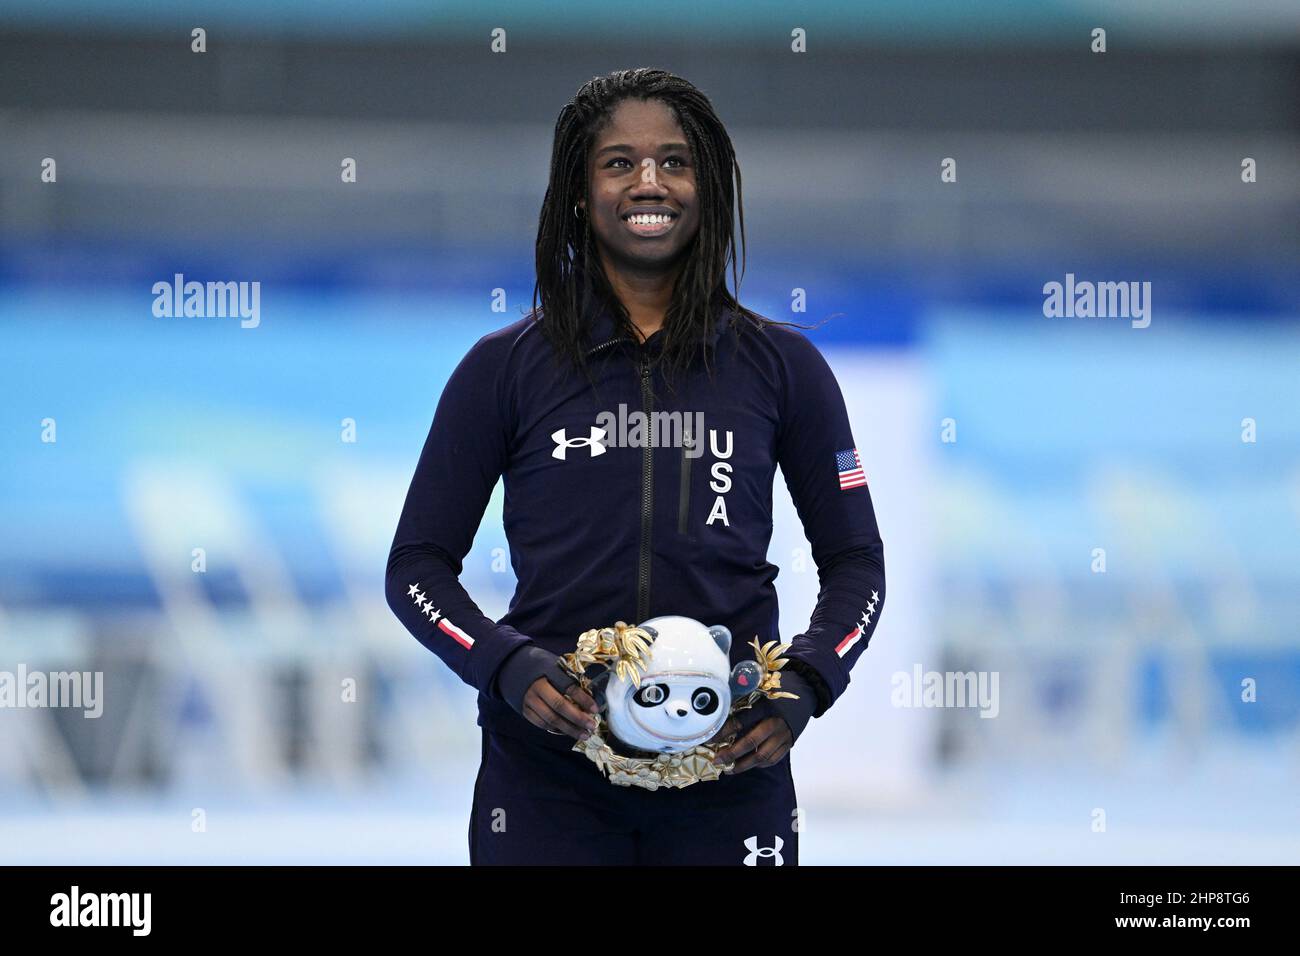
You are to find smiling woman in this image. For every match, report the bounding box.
[385,67,886,866]
[582,102,698,271]
[533,69,770,390]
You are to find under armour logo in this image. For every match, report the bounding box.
[742,835,784,866]
[552,426,607,460]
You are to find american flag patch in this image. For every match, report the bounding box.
[836,447,868,490]
[436,617,474,650]
[835,623,866,658]
[836,594,880,657]
[407,583,475,649]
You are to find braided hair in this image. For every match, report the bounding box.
[531,68,805,393]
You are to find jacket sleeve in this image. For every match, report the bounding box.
[774,331,886,717]
[384,331,532,701]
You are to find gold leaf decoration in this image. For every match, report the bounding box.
[557,624,802,791]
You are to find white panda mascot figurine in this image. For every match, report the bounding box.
[593,615,762,755]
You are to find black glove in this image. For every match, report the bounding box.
[732,667,819,745]
[493,643,578,718]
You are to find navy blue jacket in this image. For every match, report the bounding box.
[385,299,885,751]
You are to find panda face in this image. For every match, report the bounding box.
[601,616,735,755]
[633,682,721,716]
[620,673,729,752]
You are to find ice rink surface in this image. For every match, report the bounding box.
[4,744,1294,866]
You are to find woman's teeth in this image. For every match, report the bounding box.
[626,214,674,224]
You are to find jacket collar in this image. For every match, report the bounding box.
[583,296,734,356]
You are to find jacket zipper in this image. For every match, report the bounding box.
[588,335,654,622]
[636,354,654,622]
[677,420,692,535]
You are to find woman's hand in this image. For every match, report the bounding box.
[521,678,601,741]
[496,643,600,740]
[707,710,793,773]
[706,667,819,773]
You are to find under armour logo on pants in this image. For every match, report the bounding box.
[743,835,784,866]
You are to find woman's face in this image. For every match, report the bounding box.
[581,98,701,277]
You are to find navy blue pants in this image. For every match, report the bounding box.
[468,728,799,865]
